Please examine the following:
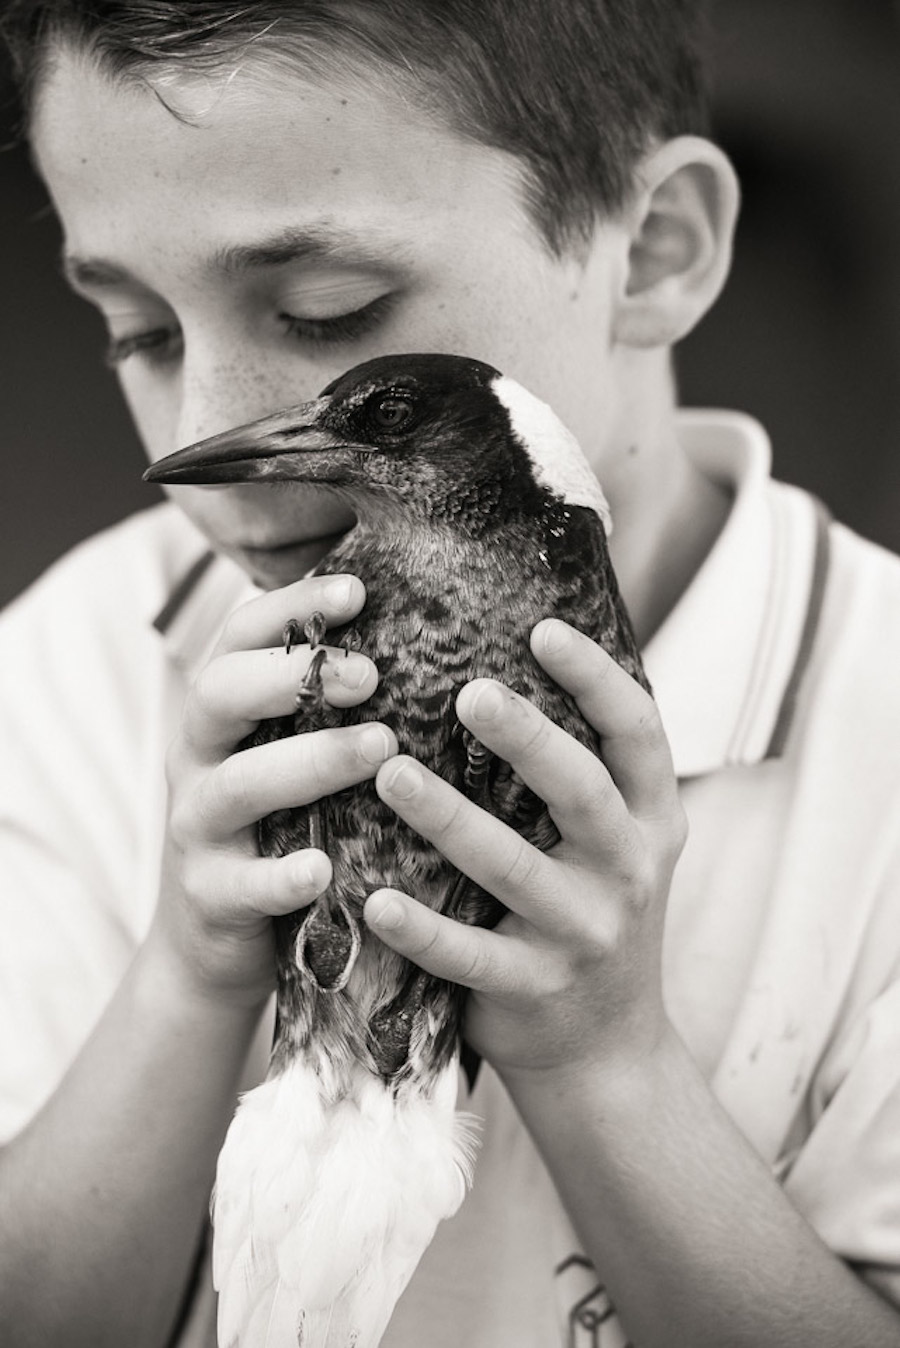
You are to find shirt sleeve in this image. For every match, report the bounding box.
[0,522,171,1142]
[781,847,900,1308]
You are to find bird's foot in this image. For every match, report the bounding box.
[295,650,328,719]
[287,611,329,723]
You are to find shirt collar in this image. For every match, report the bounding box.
[643,410,830,778]
[154,409,830,780]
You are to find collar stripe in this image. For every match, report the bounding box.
[765,497,832,759]
[152,549,215,636]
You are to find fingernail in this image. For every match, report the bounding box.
[328,576,355,608]
[358,724,392,765]
[368,893,404,930]
[541,619,571,654]
[470,681,504,722]
[333,654,369,690]
[381,760,423,799]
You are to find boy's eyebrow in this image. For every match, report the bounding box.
[62,226,407,291]
[211,225,406,276]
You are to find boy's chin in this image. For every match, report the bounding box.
[229,532,351,590]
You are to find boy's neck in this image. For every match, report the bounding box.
[614,456,732,648]
[603,365,733,647]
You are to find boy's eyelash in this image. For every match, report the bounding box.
[279,293,394,346]
[103,293,393,368]
[104,326,182,368]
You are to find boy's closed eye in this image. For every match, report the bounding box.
[278,290,397,348]
[105,324,183,368]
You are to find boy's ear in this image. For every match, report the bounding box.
[612,136,740,349]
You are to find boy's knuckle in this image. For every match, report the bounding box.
[496,836,541,893]
[298,730,348,797]
[632,700,664,748]
[213,751,255,816]
[603,831,655,904]
[167,797,192,846]
[179,853,210,905]
[668,800,689,854]
[427,790,466,843]
[164,737,186,789]
[166,776,208,846]
[629,851,659,904]
[405,918,443,964]
[534,947,579,1000]
[304,736,337,797]
[454,935,492,988]
[218,604,253,654]
[188,660,225,722]
[514,706,552,761]
[646,797,688,859]
[568,769,611,826]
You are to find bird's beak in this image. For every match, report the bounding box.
[143,398,371,485]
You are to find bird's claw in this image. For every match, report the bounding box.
[282,618,305,655]
[282,609,327,655]
[304,610,328,649]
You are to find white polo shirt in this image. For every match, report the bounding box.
[1,410,899,1347]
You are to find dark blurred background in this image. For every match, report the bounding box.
[2,0,900,610]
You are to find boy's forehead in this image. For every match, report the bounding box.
[34,40,462,166]
[32,41,533,243]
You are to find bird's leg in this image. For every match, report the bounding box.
[445,730,559,1092]
[304,802,326,856]
[460,727,530,825]
[285,609,369,990]
[462,729,493,808]
[444,731,516,930]
[287,611,329,729]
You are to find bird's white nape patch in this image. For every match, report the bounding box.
[493,376,613,534]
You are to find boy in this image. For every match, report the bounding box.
[2,3,899,1345]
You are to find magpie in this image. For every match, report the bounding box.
[146,353,649,1348]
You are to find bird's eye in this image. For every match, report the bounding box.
[368,395,414,432]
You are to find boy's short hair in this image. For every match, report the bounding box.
[3,0,710,254]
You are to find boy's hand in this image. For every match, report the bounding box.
[364,617,686,1086]
[152,574,396,1007]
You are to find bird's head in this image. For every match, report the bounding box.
[144,353,611,535]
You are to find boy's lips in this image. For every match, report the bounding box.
[231,529,352,586]
[239,530,346,552]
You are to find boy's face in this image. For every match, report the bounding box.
[33,46,629,587]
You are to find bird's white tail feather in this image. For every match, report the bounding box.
[213,1058,476,1348]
